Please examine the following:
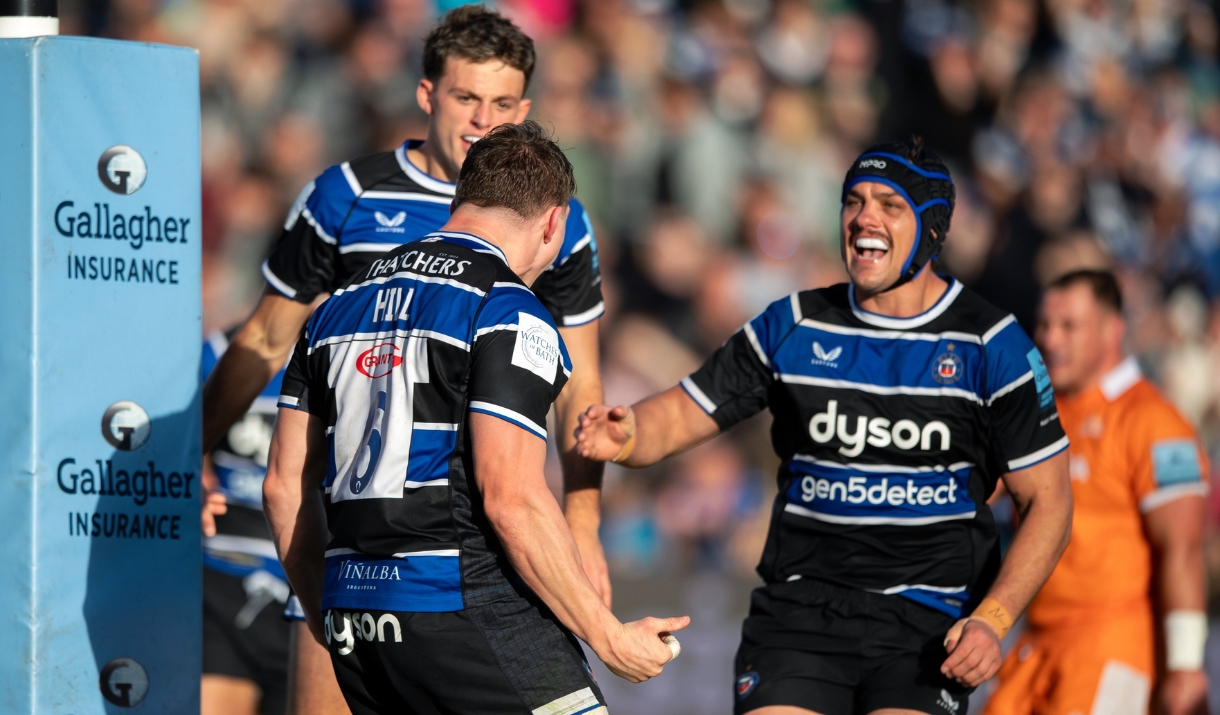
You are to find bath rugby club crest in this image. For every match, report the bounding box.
[933,346,963,385]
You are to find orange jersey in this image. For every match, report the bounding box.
[1026,357,1209,630]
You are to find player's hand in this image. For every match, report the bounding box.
[1160,670,1208,715]
[596,616,690,683]
[575,405,635,463]
[572,524,613,608]
[201,490,227,538]
[941,618,1002,687]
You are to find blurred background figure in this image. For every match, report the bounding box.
[63,0,1220,711]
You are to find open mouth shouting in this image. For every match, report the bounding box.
[852,236,890,264]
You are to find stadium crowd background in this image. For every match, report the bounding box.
[60,0,1220,710]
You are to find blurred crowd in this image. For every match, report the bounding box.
[68,0,1220,591]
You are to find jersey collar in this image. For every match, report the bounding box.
[1099,356,1141,401]
[395,140,457,196]
[847,278,962,329]
[423,231,509,266]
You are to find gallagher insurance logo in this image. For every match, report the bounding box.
[97,145,148,195]
[101,401,151,451]
[99,657,149,707]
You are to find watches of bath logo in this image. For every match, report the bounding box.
[99,657,149,707]
[101,401,151,451]
[97,145,147,195]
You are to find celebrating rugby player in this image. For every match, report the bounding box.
[200,8,610,713]
[264,121,685,715]
[577,138,1074,715]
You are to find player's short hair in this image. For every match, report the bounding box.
[1047,269,1123,313]
[454,121,575,219]
[423,6,536,90]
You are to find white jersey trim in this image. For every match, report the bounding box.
[872,583,967,595]
[340,161,362,196]
[262,261,298,299]
[1100,356,1142,401]
[848,279,963,329]
[395,143,456,196]
[532,687,601,715]
[982,315,1017,344]
[562,302,605,327]
[469,401,547,438]
[784,502,977,526]
[1140,482,1208,513]
[1007,435,1070,471]
[800,319,982,345]
[301,206,337,244]
[680,376,717,413]
[360,190,451,204]
[987,371,1033,406]
[777,373,983,404]
[743,323,771,366]
[791,454,974,474]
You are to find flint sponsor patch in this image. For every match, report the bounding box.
[736,671,760,700]
[1152,439,1201,486]
[511,311,560,383]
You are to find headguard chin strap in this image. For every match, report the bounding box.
[841,140,956,293]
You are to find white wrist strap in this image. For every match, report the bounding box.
[1165,610,1208,671]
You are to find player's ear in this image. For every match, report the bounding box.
[541,204,563,245]
[514,97,532,123]
[417,78,436,116]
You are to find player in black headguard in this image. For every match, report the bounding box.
[577,138,1074,715]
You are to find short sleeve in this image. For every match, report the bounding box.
[468,286,571,440]
[1128,400,1210,513]
[278,329,321,415]
[682,294,796,431]
[262,165,356,304]
[983,317,1069,471]
[531,198,604,327]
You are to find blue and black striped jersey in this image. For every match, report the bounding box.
[262,140,603,328]
[200,331,287,583]
[682,279,1068,617]
[278,232,572,613]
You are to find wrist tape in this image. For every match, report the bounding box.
[611,414,636,464]
[968,597,1014,641]
[1165,610,1207,671]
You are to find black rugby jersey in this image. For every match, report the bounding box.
[278,232,572,613]
[263,140,604,328]
[681,279,1068,617]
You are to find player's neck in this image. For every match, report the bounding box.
[1061,351,1128,400]
[854,270,950,319]
[406,139,460,184]
[441,210,545,285]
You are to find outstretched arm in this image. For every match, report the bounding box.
[203,290,317,452]
[942,451,1072,686]
[576,385,720,468]
[473,413,688,683]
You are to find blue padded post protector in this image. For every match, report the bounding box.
[0,35,201,713]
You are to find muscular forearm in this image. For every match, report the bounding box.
[988,463,1073,616]
[555,364,605,512]
[269,487,329,622]
[203,342,285,452]
[1158,538,1206,612]
[489,490,618,648]
[620,386,719,468]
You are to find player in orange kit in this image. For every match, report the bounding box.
[985,269,1209,715]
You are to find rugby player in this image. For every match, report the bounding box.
[201,333,291,715]
[199,7,610,713]
[986,270,1209,715]
[264,121,686,715]
[577,139,1074,715]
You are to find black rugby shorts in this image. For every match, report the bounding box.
[202,569,291,715]
[733,579,973,715]
[325,594,605,715]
